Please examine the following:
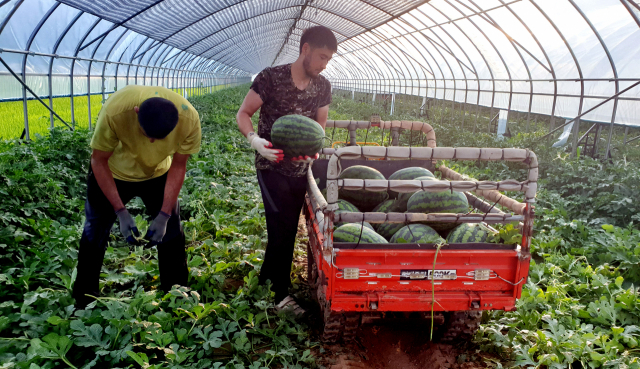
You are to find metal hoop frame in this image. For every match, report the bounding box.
[0,0,638,153]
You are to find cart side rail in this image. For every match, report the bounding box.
[325,146,538,207]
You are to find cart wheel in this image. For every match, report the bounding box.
[321,311,361,343]
[322,311,345,342]
[308,244,361,342]
[439,311,482,343]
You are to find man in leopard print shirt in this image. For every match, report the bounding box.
[236,26,336,313]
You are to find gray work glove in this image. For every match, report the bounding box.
[144,211,171,247]
[115,208,140,245]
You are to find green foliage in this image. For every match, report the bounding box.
[2,85,640,368]
[0,85,317,368]
[331,92,640,367]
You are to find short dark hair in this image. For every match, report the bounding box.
[137,97,179,139]
[299,26,338,54]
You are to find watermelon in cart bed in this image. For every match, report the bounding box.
[333,223,388,244]
[371,199,403,240]
[376,222,405,241]
[270,114,325,158]
[396,175,437,212]
[338,165,389,212]
[446,223,492,243]
[336,199,360,212]
[390,224,444,244]
[406,189,469,231]
[388,167,435,199]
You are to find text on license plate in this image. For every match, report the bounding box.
[400,269,457,280]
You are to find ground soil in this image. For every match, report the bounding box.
[293,215,508,369]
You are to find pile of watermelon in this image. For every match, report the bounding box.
[329,165,495,244]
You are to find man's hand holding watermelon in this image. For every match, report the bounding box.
[247,132,284,163]
[291,153,319,163]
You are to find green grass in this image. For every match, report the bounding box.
[0,84,236,140]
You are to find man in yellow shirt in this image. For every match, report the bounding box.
[73,85,201,308]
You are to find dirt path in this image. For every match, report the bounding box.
[294,214,505,369]
[320,324,496,369]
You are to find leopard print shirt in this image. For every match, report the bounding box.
[250,63,331,177]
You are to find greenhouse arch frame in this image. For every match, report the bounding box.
[1,0,639,155]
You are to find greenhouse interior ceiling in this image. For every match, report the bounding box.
[1,0,639,149]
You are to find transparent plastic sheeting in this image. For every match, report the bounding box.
[0,0,251,104]
[1,0,639,129]
[323,0,640,127]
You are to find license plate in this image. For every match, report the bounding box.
[400,269,457,280]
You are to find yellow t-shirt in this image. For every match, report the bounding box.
[90,85,201,182]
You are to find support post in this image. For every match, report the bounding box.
[391,92,396,115]
[22,74,29,140]
[571,114,581,157]
[70,71,75,129]
[390,127,400,146]
[49,71,54,128]
[87,73,91,130]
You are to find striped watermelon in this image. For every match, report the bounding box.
[407,190,469,231]
[370,199,402,240]
[334,223,388,244]
[372,199,399,213]
[407,190,469,214]
[388,167,435,198]
[270,114,325,158]
[390,224,444,244]
[337,199,360,212]
[338,165,389,212]
[396,176,437,212]
[377,222,404,241]
[345,222,374,230]
[446,223,492,243]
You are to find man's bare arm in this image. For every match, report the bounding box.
[236,89,263,137]
[91,149,124,211]
[316,105,329,130]
[161,152,190,214]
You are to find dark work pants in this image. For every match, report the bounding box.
[256,169,308,303]
[72,167,188,307]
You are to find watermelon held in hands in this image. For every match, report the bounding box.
[270,114,325,158]
[388,167,435,199]
[390,224,444,244]
[338,165,389,212]
[446,223,492,243]
[333,223,388,244]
